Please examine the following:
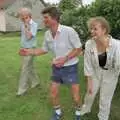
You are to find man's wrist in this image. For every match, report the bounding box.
[65,55,69,62]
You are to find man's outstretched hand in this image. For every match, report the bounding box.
[19,49,31,56]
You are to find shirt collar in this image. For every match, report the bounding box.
[108,35,112,47]
[105,35,113,52]
[49,24,62,37]
[57,24,62,33]
[22,19,33,25]
[92,35,113,52]
[29,19,33,25]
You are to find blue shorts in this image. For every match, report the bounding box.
[51,63,79,84]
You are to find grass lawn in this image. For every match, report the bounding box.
[0,31,120,120]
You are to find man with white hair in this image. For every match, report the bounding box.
[17,8,40,96]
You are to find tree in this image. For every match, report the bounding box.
[75,0,83,7]
[60,0,120,42]
[89,0,120,39]
[59,0,81,12]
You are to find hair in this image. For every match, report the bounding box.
[41,6,61,22]
[18,7,32,17]
[87,16,111,34]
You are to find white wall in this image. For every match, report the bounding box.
[0,9,6,32]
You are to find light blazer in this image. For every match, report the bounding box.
[84,36,120,79]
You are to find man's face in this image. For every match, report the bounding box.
[43,13,55,28]
[20,15,31,23]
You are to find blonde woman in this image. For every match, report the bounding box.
[81,16,120,120]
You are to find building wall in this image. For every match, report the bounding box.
[0,0,45,32]
[0,9,6,32]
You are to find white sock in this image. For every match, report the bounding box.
[75,110,80,116]
[55,109,62,115]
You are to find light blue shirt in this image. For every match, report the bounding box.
[20,19,38,48]
[42,24,82,66]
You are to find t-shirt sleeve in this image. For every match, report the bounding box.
[68,28,82,48]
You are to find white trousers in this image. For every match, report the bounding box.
[17,56,39,94]
[83,68,118,120]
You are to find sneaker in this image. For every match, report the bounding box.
[75,115,81,120]
[80,104,91,116]
[51,112,61,120]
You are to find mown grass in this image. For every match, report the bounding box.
[0,31,119,120]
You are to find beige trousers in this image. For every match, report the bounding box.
[17,55,39,94]
[83,68,118,120]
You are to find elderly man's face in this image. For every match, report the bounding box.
[20,15,31,23]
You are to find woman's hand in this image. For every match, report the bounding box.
[87,77,93,95]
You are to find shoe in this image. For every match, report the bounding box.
[16,89,27,97]
[31,83,40,89]
[51,112,61,120]
[80,104,91,116]
[75,115,81,120]
[16,91,27,97]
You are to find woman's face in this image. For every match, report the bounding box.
[89,22,106,40]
